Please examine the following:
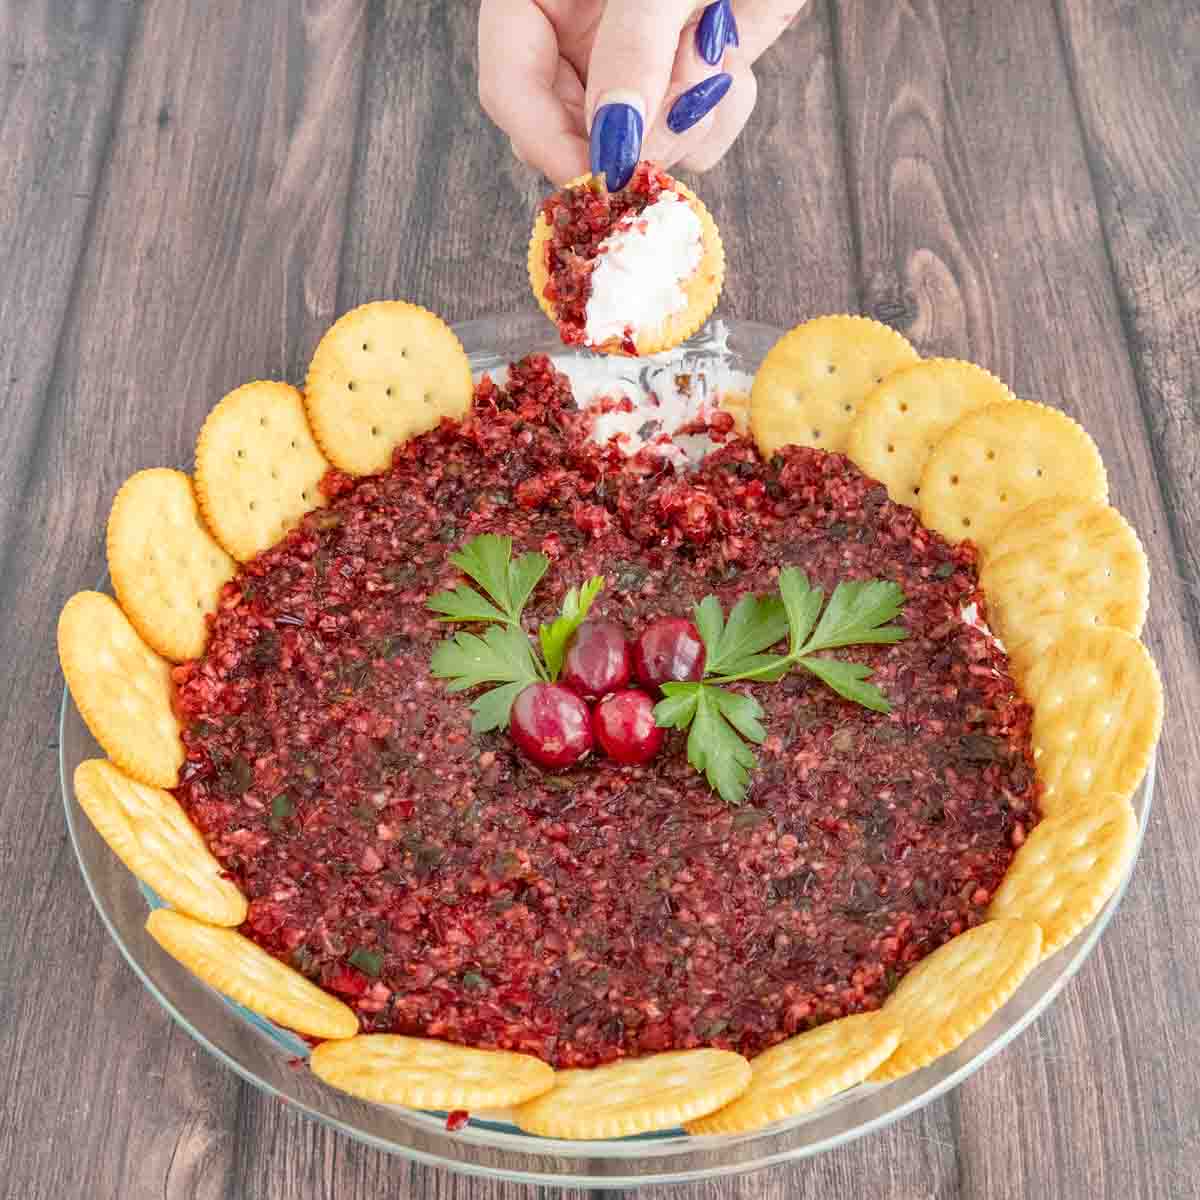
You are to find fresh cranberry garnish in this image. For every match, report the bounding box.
[560,620,632,701]
[633,617,706,690]
[510,683,594,768]
[592,689,665,765]
[445,1110,470,1132]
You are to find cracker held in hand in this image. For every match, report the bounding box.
[989,793,1137,958]
[74,759,246,926]
[685,1012,901,1135]
[750,315,920,458]
[1019,627,1162,814]
[58,591,183,787]
[846,358,1014,507]
[871,919,1043,1082]
[310,1035,554,1110]
[918,399,1108,551]
[979,497,1149,674]
[194,381,330,562]
[107,468,236,662]
[529,169,725,356]
[145,908,358,1040]
[513,1048,751,1140]
[304,301,473,476]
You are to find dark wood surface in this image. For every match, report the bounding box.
[2,1,1197,1195]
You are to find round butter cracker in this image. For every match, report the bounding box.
[107,468,236,662]
[310,1035,554,1110]
[847,358,1014,507]
[146,908,358,1041]
[750,315,920,458]
[989,792,1137,958]
[194,381,330,562]
[528,174,725,357]
[513,1048,751,1140]
[686,1012,901,1135]
[918,399,1108,553]
[979,497,1149,674]
[58,591,184,788]
[1018,626,1162,814]
[871,919,1043,1082]
[74,759,246,926]
[304,300,473,476]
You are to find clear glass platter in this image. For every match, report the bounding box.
[59,312,1153,1187]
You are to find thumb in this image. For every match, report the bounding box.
[586,0,698,190]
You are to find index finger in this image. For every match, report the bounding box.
[478,0,589,184]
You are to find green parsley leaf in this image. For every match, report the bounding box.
[466,679,530,734]
[430,625,544,692]
[348,947,383,977]
[688,686,760,805]
[778,567,824,655]
[442,533,549,626]
[694,592,790,676]
[654,683,765,805]
[538,576,605,680]
[801,579,907,654]
[799,657,893,713]
[429,626,543,731]
[654,682,702,729]
[426,584,509,625]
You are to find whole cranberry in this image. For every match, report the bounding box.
[592,689,665,765]
[633,617,706,690]
[510,683,593,768]
[560,620,632,701]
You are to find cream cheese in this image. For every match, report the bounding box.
[584,191,703,348]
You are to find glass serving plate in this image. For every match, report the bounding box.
[59,313,1153,1188]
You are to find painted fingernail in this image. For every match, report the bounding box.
[667,73,733,135]
[696,0,734,65]
[589,99,643,192]
[726,4,740,48]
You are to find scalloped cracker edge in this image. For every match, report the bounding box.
[304,300,474,476]
[58,591,184,787]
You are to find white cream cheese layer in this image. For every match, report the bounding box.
[584,192,703,348]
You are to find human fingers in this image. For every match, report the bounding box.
[584,0,698,189]
[478,0,589,184]
[729,0,808,65]
[676,64,758,171]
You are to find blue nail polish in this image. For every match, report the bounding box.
[667,73,733,135]
[590,103,643,192]
[726,3,740,47]
[697,1,733,65]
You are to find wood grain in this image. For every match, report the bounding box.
[1,0,1197,1196]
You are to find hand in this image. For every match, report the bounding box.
[478,1,804,189]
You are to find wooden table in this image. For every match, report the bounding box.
[3,2,1197,1196]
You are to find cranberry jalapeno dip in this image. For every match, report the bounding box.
[170,353,1040,1069]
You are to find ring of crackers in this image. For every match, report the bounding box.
[528,173,725,357]
[58,300,1163,1142]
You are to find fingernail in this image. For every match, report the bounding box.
[697,0,734,65]
[667,73,733,135]
[589,99,643,192]
[726,3,740,47]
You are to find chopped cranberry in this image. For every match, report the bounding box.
[593,689,665,765]
[634,617,707,690]
[510,683,594,768]
[445,1110,470,1132]
[560,620,632,701]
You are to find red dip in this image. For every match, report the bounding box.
[539,162,675,352]
[172,354,1041,1069]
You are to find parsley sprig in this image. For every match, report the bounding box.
[653,569,907,804]
[428,534,603,733]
